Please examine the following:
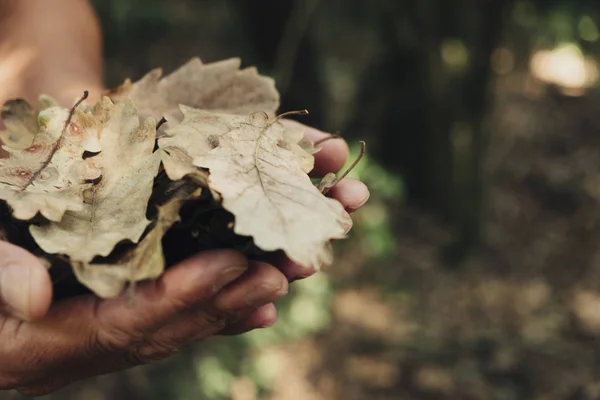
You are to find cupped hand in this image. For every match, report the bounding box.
[0,100,369,395]
[0,247,288,395]
[0,5,369,386]
[0,120,369,318]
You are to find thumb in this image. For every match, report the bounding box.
[0,242,52,321]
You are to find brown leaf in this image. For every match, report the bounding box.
[108,57,280,131]
[159,146,209,183]
[158,106,249,183]
[0,103,101,221]
[160,108,352,268]
[72,187,203,298]
[0,95,58,150]
[30,98,161,263]
[282,123,321,156]
[278,122,317,174]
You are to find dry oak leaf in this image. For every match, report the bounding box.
[158,107,253,182]
[108,57,280,131]
[0,104,102,221]
[158,107,317,182]
[0,95,58,150]
[72,187,203,298]
[279,119,318,174]
[30,97,161,264]
[161,108,352,268]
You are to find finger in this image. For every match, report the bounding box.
[282,260,317,283]
[22,291,279,393]
[95,249,249,339]
[219,303,278,335]
[261,250,317,282]
[5,249,250,384]
[327,178,370,213]
[212,261,288,311]
[137,262,288,352]
[281,120,349,176]
[0,242,52,320]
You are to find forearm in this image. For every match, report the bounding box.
[0,0,104,106]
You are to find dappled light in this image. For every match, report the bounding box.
[579,16,600,42]
[441,39,470,72]
[530,44,599,95]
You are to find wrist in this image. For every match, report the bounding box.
[0,0,104,106]
[0,48,34,105]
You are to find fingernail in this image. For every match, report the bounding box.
[0,263,31,319]
[245,282,288,309]
[212,266,248,293]
[356,192,371,209]
[289,266,317,283]
[347,193,371,213]
[259,320,276,329]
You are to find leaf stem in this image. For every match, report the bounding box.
[275,109,309,122]
[314,134,342,147]
[322,141,366,195]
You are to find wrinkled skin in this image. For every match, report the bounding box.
[0,0,370,395]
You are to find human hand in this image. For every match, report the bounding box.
[0,119,368,395]
[0,0,369,393]
[0,246,290,395]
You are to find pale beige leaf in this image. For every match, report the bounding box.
[38,94,60,111]
[282,124,321,155]
[30,98,161,263]
[108,58,280,131]
[0,95,58,150]
[162,108,352,268]
[73,188,202,298]
[0,105,101,221]
[159,146,209,184]
[0,99,37,150]
[278,124,317,174]
[158,106,250,182]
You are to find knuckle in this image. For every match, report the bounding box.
[168,296,199,314]
[94,323,145,355]
[204,305,238,327]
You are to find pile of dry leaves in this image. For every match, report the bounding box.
[0,58,358,299]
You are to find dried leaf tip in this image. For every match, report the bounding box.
[71,91,89,113]
[156,117,168,130]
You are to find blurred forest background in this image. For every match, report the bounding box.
[7,0,600,399]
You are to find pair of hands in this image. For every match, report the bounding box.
[0,90,369,395]
[0,3,368,394]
